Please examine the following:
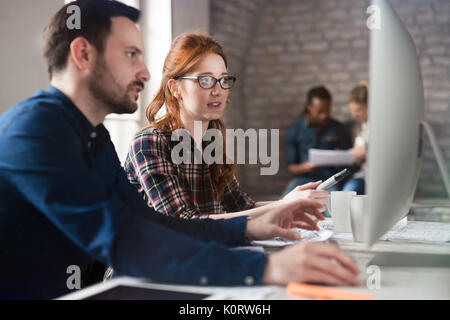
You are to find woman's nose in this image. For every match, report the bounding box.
[210,82,221,96]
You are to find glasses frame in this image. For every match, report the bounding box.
[174,75,237,90]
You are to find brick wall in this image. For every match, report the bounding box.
[210,0,450,201]
[210,0,268,187]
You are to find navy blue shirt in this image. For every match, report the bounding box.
[0,87,265,299]
[285,116,351,180]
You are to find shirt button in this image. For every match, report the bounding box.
[90,132,97,139]
[200,276,208,285]
[244,276,254,286]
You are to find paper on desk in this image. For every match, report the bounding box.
[381,221,450,243]
[251,228,333,247]
[319,217,408,241]
[322,217,450,244]
[219,286,279,300]
[309,148,354,166]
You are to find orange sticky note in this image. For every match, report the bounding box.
[287,282,373,300]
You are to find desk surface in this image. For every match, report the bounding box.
[271,238,450,300]
[60,224,450,300]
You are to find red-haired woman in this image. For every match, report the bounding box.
[124,32,328,220]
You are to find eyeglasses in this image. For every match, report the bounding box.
[174,75,237,89]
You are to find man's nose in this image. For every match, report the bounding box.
[137,63,151,82]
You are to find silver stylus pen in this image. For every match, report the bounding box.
[316,168,351,190]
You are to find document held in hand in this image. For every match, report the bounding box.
[308,148,354,166]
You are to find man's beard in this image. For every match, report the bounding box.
[88,56,144,115]
[307,113,328,128]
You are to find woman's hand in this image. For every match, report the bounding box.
[282,181,329,206]
[217,183,326,220]
[245,199,325,242]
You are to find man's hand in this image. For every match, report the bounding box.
[350,145,366,165]
[300,161,319,173]
[282,181,329,206]
[245,199,325,242]
[288,161,319,175]
[262,242,361,286]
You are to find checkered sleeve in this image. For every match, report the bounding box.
[127,129,203,219]
[220,175,256,213]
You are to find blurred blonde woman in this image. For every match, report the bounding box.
[343,81,369,194]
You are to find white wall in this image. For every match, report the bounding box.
[171,0,210,39]
[0,0,210,114]
[0,0,62,114]
[140,0,172,123]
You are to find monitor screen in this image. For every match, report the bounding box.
[365,0,424,246]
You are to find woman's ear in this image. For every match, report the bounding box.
[168,79,181,99]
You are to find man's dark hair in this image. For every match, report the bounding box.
[43,0,140,79]
[301,85,332,115]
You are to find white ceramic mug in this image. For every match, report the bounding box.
[328,191,356,233]
[350,195,369,242]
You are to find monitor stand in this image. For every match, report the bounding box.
[369,252,450,268]
[411,121,450,205]
[411,199,450,207]
[366,122,450,269]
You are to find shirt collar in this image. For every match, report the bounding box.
[302,115,311,128]
[46,86,108,143]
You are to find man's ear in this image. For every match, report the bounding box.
[68,37,96,72]
[167,78,181,99]
[305,104,311,114]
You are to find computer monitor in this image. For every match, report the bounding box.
[365,0,424,247]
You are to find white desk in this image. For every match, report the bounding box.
[59,222,450,300]
[270,237,450,300]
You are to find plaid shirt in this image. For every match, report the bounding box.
[124,127,255,219]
